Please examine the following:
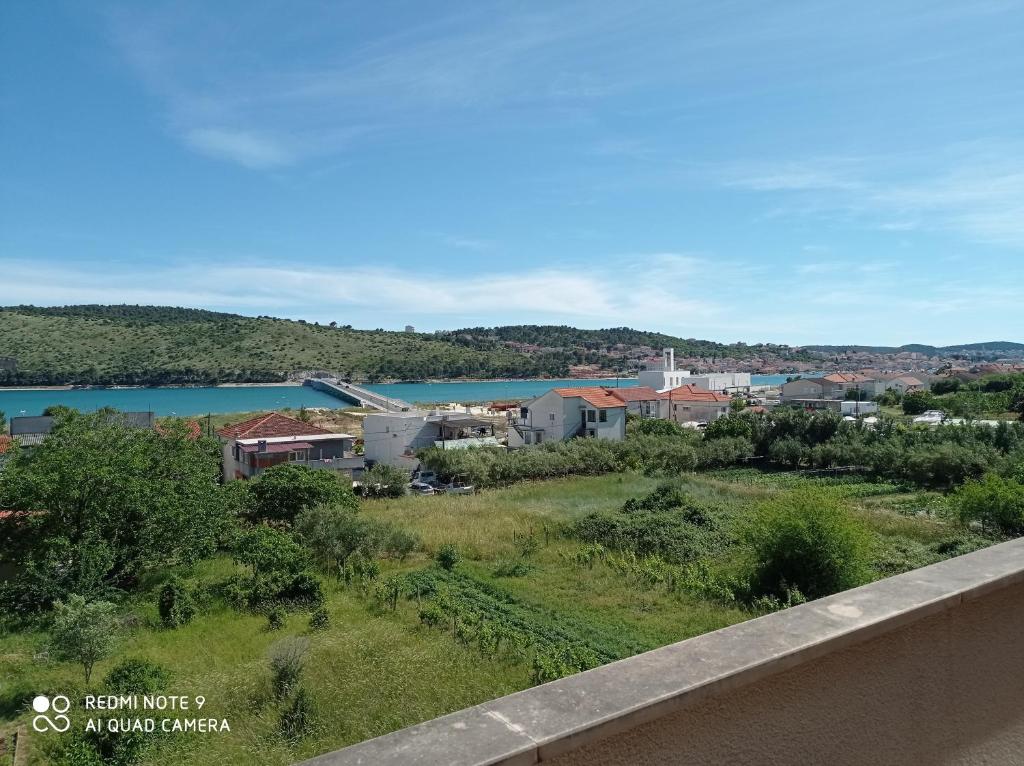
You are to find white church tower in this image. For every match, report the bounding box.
[637,348,690,393]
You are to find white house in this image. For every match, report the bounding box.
[638,348,691,392]
[508,387,627,447]
[363,411,499,469]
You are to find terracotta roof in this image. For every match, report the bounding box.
[663,384,731,403]
[216,412,332,440]
[822,373,873,384]
[603,386,663,403]
[892,376,924,386]
[552,387,627,409]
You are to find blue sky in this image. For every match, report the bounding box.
[2,1,1023,345]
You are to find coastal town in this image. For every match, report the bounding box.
[4,345,1020,490]
[4,2,1024,764]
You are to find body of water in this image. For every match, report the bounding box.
[0,375,795,417]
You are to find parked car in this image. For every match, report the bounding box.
[409,481,435,495]
[440,481,475,495]
[436,474,474,495]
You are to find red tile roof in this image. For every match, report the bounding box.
[216,412,333,440]
[0,435,13,454]
[663,384,731,403]
[552,387,627,409]
[603,386,664,403]
[822,373,873,384]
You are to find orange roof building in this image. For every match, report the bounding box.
[551,386,627,409]
[216,412,333,440]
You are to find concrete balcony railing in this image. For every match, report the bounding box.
[300,536,1024,766]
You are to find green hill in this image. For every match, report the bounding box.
[0,305,806,386]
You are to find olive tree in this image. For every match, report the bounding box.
[51,594,119,683]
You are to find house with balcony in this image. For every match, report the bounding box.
[507,387,626,448]
[216,412,362,481]
[363,411,500,470]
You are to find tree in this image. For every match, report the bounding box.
[292,504,386,574]
[0,410,231,608]
[902,390,935,415]
[931,378,961,395]
[767,437,805,469]
[230,525,322,609]
[247,464,357,524]
[362,463,408,498]
[51,595,118,683]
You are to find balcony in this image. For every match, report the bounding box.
[298,536,1024,765]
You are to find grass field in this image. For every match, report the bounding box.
[0,471,990,765]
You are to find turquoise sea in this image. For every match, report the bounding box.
[0,375,794,417]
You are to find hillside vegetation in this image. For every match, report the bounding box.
[0,306,802,386]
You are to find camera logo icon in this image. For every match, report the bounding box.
[32,695,72,733]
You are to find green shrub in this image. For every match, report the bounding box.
[267,607,286,631]
[103,658,171,695]
[269,637,309,699]
[493,558,531,577]
[279,686,317,742]
[157,576,196,628]
[743,489,870,601]
[435,543,461,571]
[309,607,330,631]
[952,473,1024,536]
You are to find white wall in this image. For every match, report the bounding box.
[781,379,824,400]
[690,373,752,393]
[509,391,626,445]
[669,400,729,423]
[363,413,433,469]
[638,369,691,391]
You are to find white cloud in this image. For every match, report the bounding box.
[722,145,1024,247]
[0,255,723,331]
[184,128,292,169]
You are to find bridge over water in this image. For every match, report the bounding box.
[305,378,413,412]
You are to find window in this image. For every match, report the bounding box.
[536,433,542,444]
[524,432,532,445]
[599,409,607,422]
[587,410,596,422]
[549,413,555,421]
[520,407,529,419]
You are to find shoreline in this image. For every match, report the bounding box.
[0,372,808,394]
